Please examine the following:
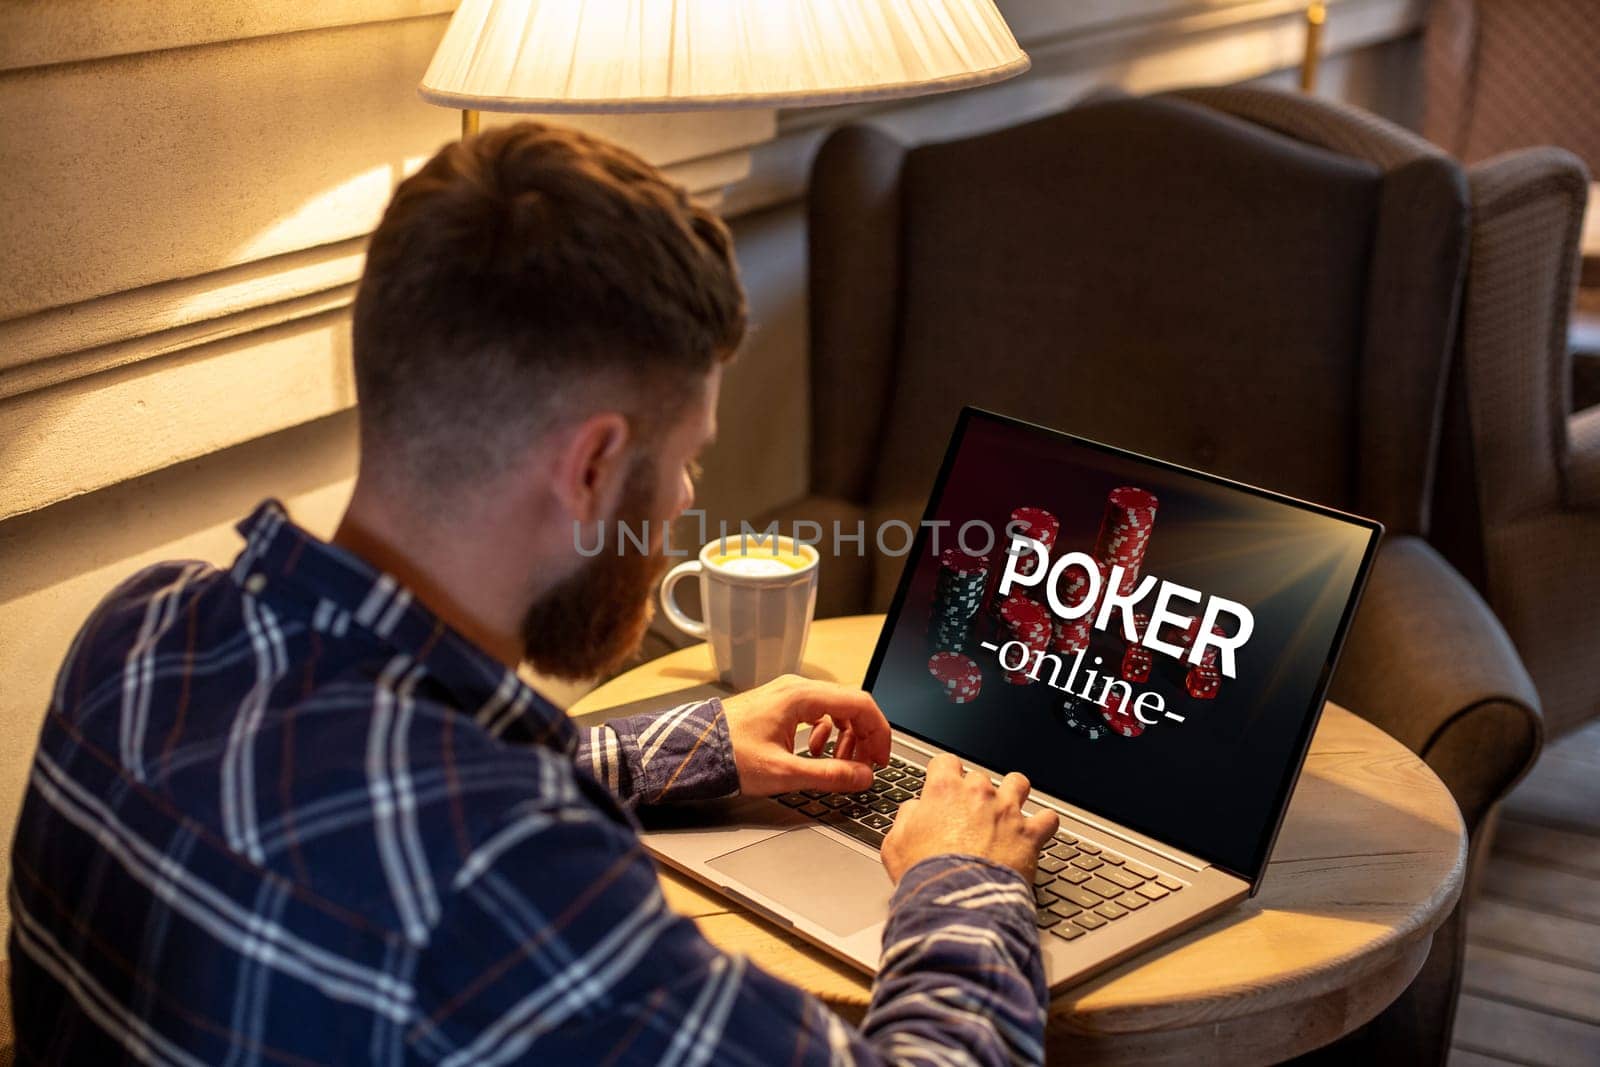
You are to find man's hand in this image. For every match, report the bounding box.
[881,755,1059,884]
[722,675,892,795]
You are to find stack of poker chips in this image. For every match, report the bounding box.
[1093,487,1159,594]
[996,593,1052,684]
[991,505,1059,625]
[1008,506,1060,578]
[1054,486,1160,655]
[928,548,989,652]
[1099,688,1146,738]
[927,651,983,704]
[1060,694,1108,740]
[1051,565,1099,654]
[1181,618,1226,700]
[1120,611,1154,683]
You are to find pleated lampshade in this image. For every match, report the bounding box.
[419,0,1029,113]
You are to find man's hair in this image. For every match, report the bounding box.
[351,122,746,491]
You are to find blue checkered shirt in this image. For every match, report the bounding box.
[9,500,1047,1065]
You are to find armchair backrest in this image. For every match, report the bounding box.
[807,91,1469,543]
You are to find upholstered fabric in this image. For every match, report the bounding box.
[1179,84,1444,168]
[1170,89,1471,536]
[1422,0,1600,176]
[875,95,1380,518]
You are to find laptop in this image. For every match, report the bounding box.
[632,407,1382,990]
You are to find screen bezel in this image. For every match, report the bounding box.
[860,406,1385,893]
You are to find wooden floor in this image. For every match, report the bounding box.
[1448,718,1600,1067]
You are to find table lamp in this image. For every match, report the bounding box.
[419,0,1030,139]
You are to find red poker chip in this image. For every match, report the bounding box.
[1100,705,1145,737]
[996,593,1030,621]
[1107,486,1159,516]
[1053,616,1093,653]
[1002,598,1050,629]
[938,547,989,576]
[1103,539,1150,554]
[1009,506,1060,546]
[929,651,982,688]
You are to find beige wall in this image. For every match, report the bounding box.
[0,0,1425,951]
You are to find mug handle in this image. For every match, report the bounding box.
[659,560,708,639]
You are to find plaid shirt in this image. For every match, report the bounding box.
[9,500,1047,1065]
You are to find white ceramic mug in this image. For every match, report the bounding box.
[659,535,820,690]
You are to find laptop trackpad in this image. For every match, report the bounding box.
[706,828,893,937]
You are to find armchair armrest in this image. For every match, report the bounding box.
[1567,404,1600,509]
[1462,148,1589,521]
[1329,536,1543,834]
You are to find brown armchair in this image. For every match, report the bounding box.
[1429,147,1596,741]
[779,87,1542,1064]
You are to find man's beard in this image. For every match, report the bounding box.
[519,461,670,680]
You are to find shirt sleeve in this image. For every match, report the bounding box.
[574,697,741,808]
[404,781,1048,1066]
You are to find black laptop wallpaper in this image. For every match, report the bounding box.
[866,410,1378,883]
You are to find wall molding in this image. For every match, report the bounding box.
[0,238,365,395]
[0,1,457,74]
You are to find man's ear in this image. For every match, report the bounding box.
[548,411,632,523]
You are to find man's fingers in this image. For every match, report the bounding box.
[925,753,964,784]
[781,755,873,793]
[834,727,853,763]
[807,718,833,757]
[1026,806,1061,844]
[997,771,1031,807]
[790,683,892,768]
[890,798,918,827]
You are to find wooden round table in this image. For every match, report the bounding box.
[570,615,1467,1065]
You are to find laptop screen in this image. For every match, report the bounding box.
[863,408,1381,886]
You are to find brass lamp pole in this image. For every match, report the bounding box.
[1300,2,1327,92]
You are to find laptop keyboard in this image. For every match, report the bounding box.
[772,752,1185,943]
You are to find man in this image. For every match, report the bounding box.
[10,124,1058,1064]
